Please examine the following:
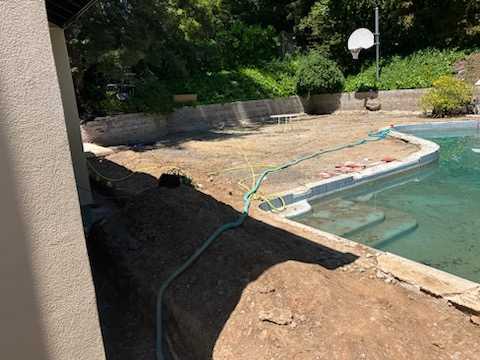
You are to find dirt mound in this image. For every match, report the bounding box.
[91,184,480,360]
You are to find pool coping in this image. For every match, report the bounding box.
[261,119,480,315]
[259,127,441,215]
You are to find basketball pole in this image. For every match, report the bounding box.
[375,6,380,82]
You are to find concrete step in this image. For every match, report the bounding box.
[350,208,418,248]
[301,200,386,237]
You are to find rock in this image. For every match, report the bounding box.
[470,315,480,326]
[382,156,396,163]
[385,277,395,284]
[366,98,382,111]
[319,172,333,179]
[257,284,276,294]
[296,314,307,322]
[432,341,445,349]
[258,308,293,326]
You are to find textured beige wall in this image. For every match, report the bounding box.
[50,25,93,206]
[0,2,105,360]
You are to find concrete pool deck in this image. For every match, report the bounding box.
[89,112,480,316]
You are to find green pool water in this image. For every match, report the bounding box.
[294,127,480,283]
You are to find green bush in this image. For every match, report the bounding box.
[421,76,473,117]
[170,56,300,105]
[344,49,468,92]
[295,51,345,95]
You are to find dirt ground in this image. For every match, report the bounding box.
[88,112,480,360]
[101,112,424,207]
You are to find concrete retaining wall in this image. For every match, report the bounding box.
[168,95,306,133]
[82,96,306,146]
[81,113,168,146]
[81,89,429,146]
[307,88,429,114]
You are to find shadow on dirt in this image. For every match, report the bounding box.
[86,159,358,360]
[130,127,261,151]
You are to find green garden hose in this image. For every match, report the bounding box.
[156,128,391,360]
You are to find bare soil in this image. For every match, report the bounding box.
[89,113,480,360]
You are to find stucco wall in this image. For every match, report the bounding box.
[0,2,105,360]
[50,25,93,206]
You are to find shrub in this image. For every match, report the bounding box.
[295,51,345,95]
[421,76,473,117]
[170,56,300,105]
[344,48,468,92]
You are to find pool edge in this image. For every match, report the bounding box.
[271,209,480,316]
[260,120,480,316]
[259,126,442,213]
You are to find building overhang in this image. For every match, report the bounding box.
[46,0,99,28]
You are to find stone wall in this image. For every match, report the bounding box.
[82,90,430,146]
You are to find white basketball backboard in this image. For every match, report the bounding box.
[348,28,375,51]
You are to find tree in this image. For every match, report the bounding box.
[298,0,479,72]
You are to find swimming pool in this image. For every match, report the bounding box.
[291,123,480,283]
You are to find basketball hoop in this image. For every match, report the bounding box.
[348,28,374,61]
[347,7,381,80]
[351,48,361,60]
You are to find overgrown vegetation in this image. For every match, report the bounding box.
[344,49,469,92]
[67,0,480,116]
[170,56,300,105]
[421,76,473,117]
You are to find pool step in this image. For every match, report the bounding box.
[301,200,386,237]
[350,208,418,248]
